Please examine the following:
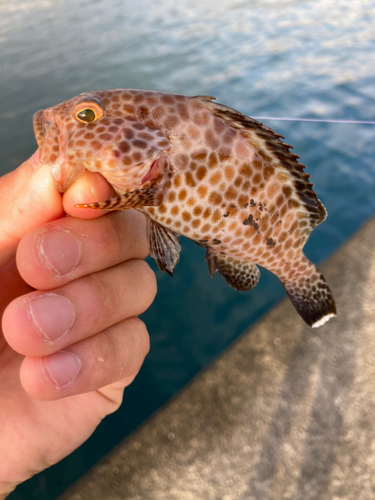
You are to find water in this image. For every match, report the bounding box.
[1,0,374,498]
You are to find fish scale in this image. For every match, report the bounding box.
[33,89,336,327]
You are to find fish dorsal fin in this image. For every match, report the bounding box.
[195,97,327,230]
[205,249,260,292]
[193,95,216,101]
[147,218,181,276]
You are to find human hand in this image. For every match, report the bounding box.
[0,154,156,497]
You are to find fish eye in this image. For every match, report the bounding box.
[74,101,104,123]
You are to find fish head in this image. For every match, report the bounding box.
[33,91,172,193]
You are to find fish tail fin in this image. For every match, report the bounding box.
[281,260,336,328]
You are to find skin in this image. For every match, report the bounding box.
[0,153,156,498]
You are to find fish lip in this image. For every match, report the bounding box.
[33,109,56,155]
[33,109,46,148]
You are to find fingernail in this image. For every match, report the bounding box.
[39,229,81,276]
[28,294,75,342]
[43,351,81,388]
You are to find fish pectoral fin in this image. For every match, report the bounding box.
[75,184,164,210]
[206,249,260,292]
[147,218,181,276]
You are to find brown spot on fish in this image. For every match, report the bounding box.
[203,208,211,219]
[178,189,187,201]
[161,95,174,105]
[119,141,130,153]
[185,171,196,187]
[234,176,242,188]
[197,186,208,198]
[208,152,218,168]
[177,103,189,120]
[133,139,147,149]
[165,115,179,128]
[225,186,237,200]
[196,167,207,181]
[209,172,221,185]
[194,151,207,161]
[212,209,221,222]
[209,192,222,205]
[225,166,235,180]
[239,164,252,177]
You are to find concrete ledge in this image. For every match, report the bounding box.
[59,216,375,500]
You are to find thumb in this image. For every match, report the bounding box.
[0,150,64,268]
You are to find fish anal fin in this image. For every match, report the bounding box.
[207,250,260,292]
[75,183,164,210]
[282,261,336,327]
[147,218,181,276]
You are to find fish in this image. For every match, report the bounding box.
[33,89,336,327]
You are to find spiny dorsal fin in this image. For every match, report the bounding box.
[193,95,216,101]
[195,97,327,230]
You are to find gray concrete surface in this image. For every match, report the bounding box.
[60,216,375,500]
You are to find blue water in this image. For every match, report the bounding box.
[1,0,374,498]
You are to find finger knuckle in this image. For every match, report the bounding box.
[130,318,150,358]
[134,260,157,298]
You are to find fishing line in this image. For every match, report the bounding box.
[252,117,375,125]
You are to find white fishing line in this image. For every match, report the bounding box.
[252,117,375,125]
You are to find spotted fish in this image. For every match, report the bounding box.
[33,89,336,327]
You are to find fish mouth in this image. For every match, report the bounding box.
[32,109,59,163]
[33,109,50,148]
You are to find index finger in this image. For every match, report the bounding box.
[0,153,63,268]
